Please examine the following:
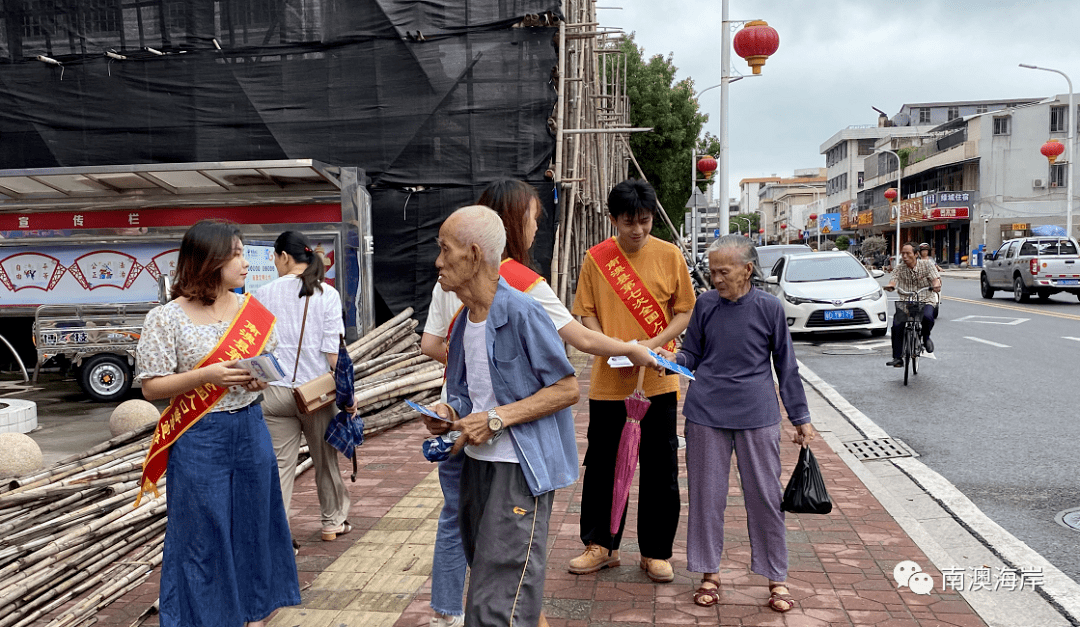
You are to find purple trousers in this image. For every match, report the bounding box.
[685,420,787,581]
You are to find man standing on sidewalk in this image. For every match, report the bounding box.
[569,179,696,583]
[429,205,580,627]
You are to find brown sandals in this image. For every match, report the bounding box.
[693,578,721,607]
[767,583,795,613]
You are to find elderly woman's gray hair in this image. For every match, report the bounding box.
[448,204,507,271]
[706,235,764,284]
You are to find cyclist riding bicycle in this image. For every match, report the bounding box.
[883,242,941,367]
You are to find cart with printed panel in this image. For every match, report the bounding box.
[0,160,374,402]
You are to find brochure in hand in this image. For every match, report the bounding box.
[235,354,287,383]
[406,399,453,422]
[606,350,695,380]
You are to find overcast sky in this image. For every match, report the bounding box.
[604,0,1080,201]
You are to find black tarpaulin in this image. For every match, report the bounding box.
[371,180,558,324]
[0,0,561,325]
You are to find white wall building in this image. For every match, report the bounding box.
[856,94,1079,261]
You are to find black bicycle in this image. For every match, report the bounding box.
[895,287,931,385]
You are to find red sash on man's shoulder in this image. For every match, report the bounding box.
[586,237,676,352]
[445,258,546,342]
[135,294,276,506]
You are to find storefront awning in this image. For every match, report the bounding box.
[0,160,342,207]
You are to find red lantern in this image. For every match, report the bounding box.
[758,228,765,233]
[884,188,898,203]
[696,155,718,179]
[1041,139,1065,164]
[780,223,787,230]
[809,213,817,220]
[733,20,780,75]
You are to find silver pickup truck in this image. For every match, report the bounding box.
[980,237,1080,302]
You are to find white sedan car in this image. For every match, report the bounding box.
[762,251,888,335]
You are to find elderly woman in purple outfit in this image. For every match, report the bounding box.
[659,235,816,613]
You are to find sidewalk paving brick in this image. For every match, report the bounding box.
[94,359,989,627]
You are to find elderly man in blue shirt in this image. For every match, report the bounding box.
[425,204,580,627]
[659,234,815,614]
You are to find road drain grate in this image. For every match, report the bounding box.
[843,438,917,460]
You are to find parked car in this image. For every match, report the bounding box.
[762,251,888,335]
[980,236,1080,302]
[755,244,813,276]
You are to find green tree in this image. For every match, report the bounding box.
[618,36,709,241]
[835,235,850,250]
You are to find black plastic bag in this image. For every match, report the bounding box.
[781,446,832,515]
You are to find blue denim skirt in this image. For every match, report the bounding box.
[159,403,301,627]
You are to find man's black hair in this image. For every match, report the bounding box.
[607,179,657,219]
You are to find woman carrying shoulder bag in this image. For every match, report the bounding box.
[256,231,353,546]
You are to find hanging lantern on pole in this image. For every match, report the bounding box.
[733,20,780,75]
[884,188,898,204]
[1041,139,1065,164]
[696,155,718,179]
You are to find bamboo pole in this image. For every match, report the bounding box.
[381,333,420,358]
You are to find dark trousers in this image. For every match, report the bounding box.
[579,392,679,559]
[892,303,936,359]
[459,458,552,627]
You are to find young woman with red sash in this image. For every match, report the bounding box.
[419,180,658,627]
[136,221,300,627]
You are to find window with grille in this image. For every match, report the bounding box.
[857,139,875,156]
[993,117,1010,135]
[947,107,959,121]
[976,105,988,114]
[1050,164,1066,188]
[1051,106,1067,133]
[918,108,931,124]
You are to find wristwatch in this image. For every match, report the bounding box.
[487,408,504,433]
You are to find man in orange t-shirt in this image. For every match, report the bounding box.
[569,179,696,583]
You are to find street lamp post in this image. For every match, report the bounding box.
[808,213,820,250]
[731,215,751,235]
[875,148,903,262]
[1020,63,1074,238]
[752,208,767,244]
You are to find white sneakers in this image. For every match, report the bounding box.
[430,614,465,627]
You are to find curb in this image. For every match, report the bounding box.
[799,362,1080,627]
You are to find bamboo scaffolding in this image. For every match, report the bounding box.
[551,0,626,306]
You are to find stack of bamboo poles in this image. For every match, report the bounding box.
[0,308,439,626]
[342,307,442,437]
[0,423,315,627]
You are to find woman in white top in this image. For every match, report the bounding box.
[256,231,352,545]
[419,179,656,627]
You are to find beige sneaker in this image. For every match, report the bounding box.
[568,543,620,574]
[640,556,674,583]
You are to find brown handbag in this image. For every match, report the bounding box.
[290,296,335,415]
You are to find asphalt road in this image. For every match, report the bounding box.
[791,275,1080,585]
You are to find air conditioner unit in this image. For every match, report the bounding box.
[1032,178,1045,188]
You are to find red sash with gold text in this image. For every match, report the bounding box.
[136,294,276,505]
[586,237,676,352]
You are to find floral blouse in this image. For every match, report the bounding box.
[136,293,277,412]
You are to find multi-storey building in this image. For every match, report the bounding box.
[857,95,1077,262]
[755,169,826,245]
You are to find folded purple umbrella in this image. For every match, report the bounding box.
[611,368,651,537]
